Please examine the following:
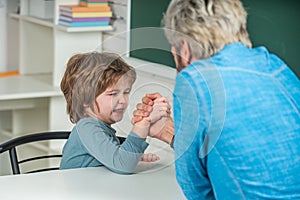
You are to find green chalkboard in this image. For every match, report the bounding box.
[130,0,175,68]
[242,0,300,78]
[130,0,300,77]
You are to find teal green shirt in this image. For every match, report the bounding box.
[60,118,148,174]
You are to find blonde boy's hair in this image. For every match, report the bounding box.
[163,0,252,59]
[60,52,136,123]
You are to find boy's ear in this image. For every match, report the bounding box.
[83,103,90,108]
[84,102,100,118]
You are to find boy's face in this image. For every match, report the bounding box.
[94,75,132,125]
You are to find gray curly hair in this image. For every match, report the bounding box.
[163,0,252,59]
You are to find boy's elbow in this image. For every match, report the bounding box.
[108,167,136,175]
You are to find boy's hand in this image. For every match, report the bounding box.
[149,97,170,123]
[140,153,160,162]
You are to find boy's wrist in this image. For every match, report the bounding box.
[131,118,151,140]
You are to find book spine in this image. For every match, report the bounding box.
[64,12,112,18]
[59,20,110,27]
[81,0,108,2]
[0,71,19,78]
[59,6,111,12]
[59,15,110,22]
[79,2,108,7]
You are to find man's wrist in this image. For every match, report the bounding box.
[158,117,174,144]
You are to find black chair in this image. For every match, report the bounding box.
[0,131,71,175]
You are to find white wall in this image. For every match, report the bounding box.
[0,0,7,72]
[0,0,6,72]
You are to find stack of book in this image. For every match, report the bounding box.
[58,0,112,27]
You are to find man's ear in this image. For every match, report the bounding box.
[180,40,191,67]
[171,46,179,67]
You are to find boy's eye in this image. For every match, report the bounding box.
[108,92,118,96]
[124,91,130,95]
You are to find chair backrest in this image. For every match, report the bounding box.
[0,131,70,175]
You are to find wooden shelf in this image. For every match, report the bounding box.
[21,15,54,28]
[9,13,54,27]
[0,74,61,101]
[0,129,14,139]
[9,13,114,33]
[9,13,20,20]
[1,0,128,175]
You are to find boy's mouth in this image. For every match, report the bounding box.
[113,108,125,114]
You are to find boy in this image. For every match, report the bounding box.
[60,52,169,174]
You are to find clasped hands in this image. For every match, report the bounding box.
[132,92,174,145]
[132,93,174,163]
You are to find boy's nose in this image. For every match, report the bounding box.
[118,95,127,104]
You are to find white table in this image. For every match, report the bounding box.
[1,137,185,200]
[0,163,185,200]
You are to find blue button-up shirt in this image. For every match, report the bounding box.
[173,42,300,199]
